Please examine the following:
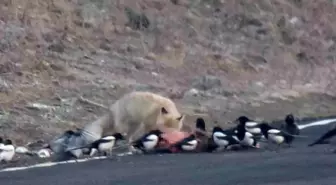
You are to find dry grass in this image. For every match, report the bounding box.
[1,0,336,143]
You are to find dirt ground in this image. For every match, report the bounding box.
[0,0,336,148]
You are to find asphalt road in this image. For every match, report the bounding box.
[1,120,336,185]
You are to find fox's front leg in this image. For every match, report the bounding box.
[126,122,146,154]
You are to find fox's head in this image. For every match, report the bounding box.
[156,107,185,131]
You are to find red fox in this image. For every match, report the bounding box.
[81,91,185,152]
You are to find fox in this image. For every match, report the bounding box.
[80,91,186,153]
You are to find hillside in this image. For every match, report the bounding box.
[1,0,336,144]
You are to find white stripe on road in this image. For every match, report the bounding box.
[0,152,133,173]
[298,119,336,130]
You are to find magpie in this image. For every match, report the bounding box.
[308,126,336,147]
[0,139,15,163]
[283,114,300,144]
[89,133,125,156]
[211,126,240,151]
[132,129,164,152]
[66,133,125,157]
[235,116,263,138]
[171,134,199,153]
[258,122,294,147]
[235,121,260,148]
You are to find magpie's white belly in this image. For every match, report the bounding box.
[181,140,198,151]
[269,134,284,144]
[246,121,258,127]
[241,135,254,146]
[213,136,229,147]
[246,127,261,134]
[268,129,281,134]
[143,139,158,150]
[213,132,226,138]
[0,151,15,162]
[98,141,115,152]
[142,134,159,150]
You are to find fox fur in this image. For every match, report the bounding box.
[81,91,185,150]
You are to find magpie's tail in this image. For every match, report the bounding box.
[282,130,309,138]
[308,140,330,147]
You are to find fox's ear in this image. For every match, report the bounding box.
[177,115,184,121]
[176,115,185,123]
[161,107,168,114]
[176,115,185,130]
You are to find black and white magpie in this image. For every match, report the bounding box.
[258,122,295,147]
[211,126,240,150]
[171,134,199,152]
[235,116,262,137]
[283,114,300,144]
[308,126,336,147]
[0,139,15,163]
[66,133,125,157]
[235,121,260,148]
[88,133,125,156]
[132,129,164,152]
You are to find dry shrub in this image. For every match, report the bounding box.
[1,0,336,142]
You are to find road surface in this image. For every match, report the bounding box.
[1,119,336,185]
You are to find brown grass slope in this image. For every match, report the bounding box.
[0,0,336,145]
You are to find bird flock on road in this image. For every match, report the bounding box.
[1,114,336,165]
